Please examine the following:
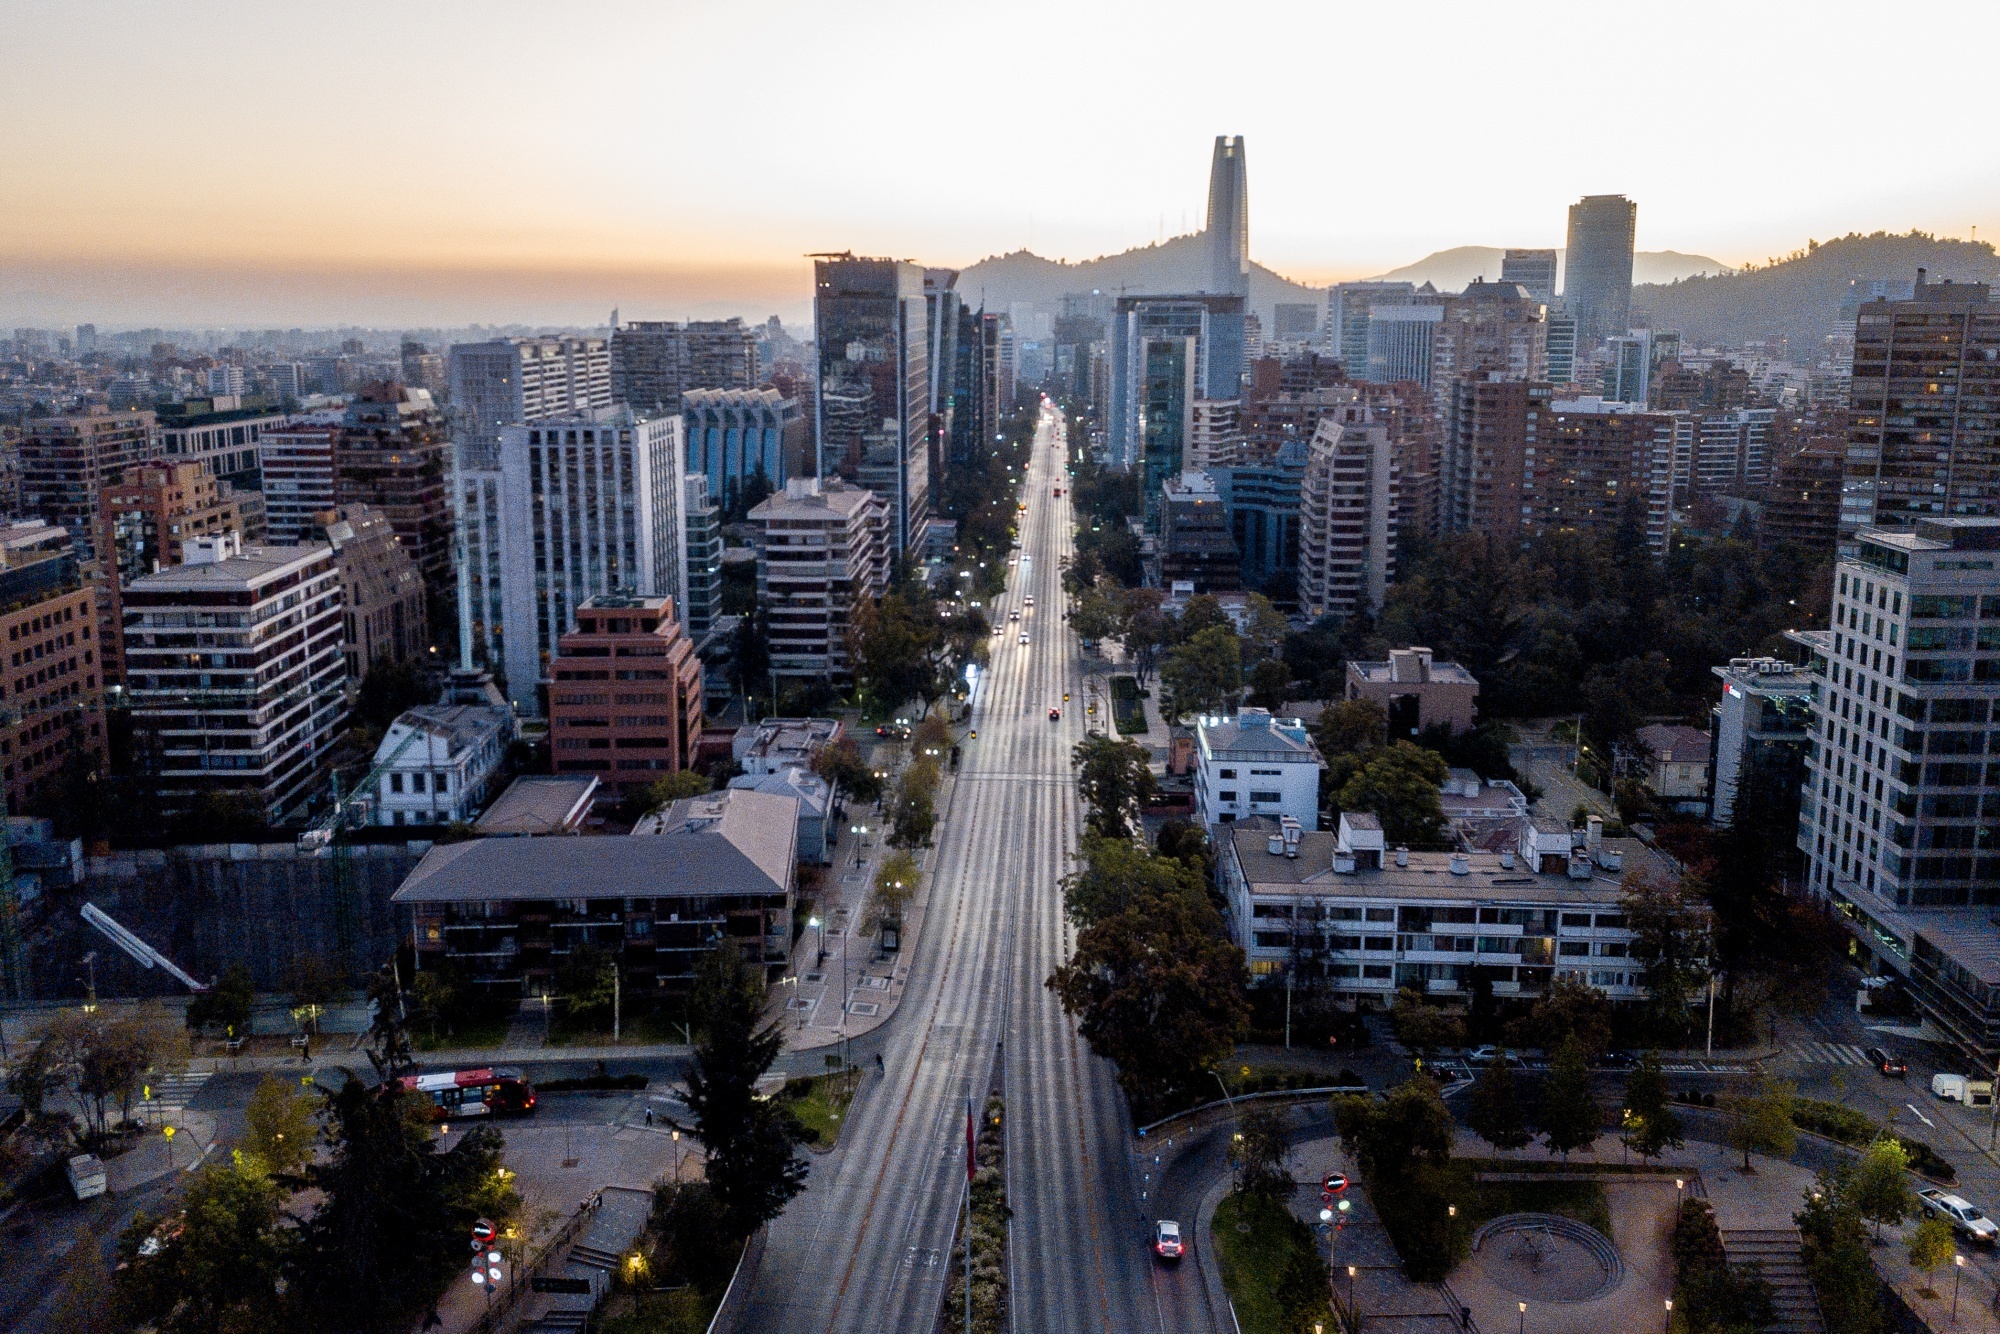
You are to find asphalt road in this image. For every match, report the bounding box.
[732,404,1162,1332]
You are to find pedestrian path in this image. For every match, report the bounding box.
[1783,1040,1871,1066]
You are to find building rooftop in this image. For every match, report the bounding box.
[750,477,877,522]
[1348,657,1480,687]
[123,540,331,593]
[394,787,797,905]
[1195,709,1321,763]
[734,717,842,767]
[1857,516,2000,552]
[728,766,833,816]
[473,775,599,836]
[377,705,513,765]
[1223,820,1629,905]
[1711,656,1814,692]
[1636,724,1711,765]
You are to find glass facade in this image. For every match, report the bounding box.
[813,256,930,554]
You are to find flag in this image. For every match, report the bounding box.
[966,1097,976,1182]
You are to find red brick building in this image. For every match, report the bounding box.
[548,595,703,794]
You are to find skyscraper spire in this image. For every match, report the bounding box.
[1204,135,1249,298]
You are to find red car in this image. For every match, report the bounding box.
[1048,708,1061,721]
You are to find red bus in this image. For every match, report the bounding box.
[396,1067,537,1119]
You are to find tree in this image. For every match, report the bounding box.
[1120,588,1170,687]
[1468,1054,1532,1151]
[1063,837,1206,929]
[1236,592,1289,667]
[1907,1214,1954,1296]
[1046,869,1250,1118]
[1726,1078,1797,1172]
[1505,974,1612,1060]
[117,1158,289,1334]
[10,1007,177,1142]
[243,1075,316,1175]
[1620,1051,1683,1162]
[1334,742,1449,847]
[813,735,883,804]
[731,605,771,704]
[683,940,809,1242]
[293,1079,506,1333]
[355,658,434,729]
[1796,1165,1892,1334]
[286,955,341,1032]
[1072,734,1155,839]
[620,769,710,823]
[1245,658,1291,710]
[1331,1075,1455,1182]
[1313,699,1386,760]
[363,961,414,1080]
[557,941,620,1030]
[409,966,459,1043]
[1159,624,1243,721]
[1389,988,1465,1063]
[44,1244,121,1334]
[186,963,255,1039]
[889,756,940,847]
[873,849,920,925]
[1068,586,1123,647]
[1621,871,1711,1039]
[1852,1136,1914,1239]
[1538,1035,1600,1160]
[1228,1105,1294,1201]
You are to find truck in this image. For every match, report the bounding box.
[1917,1188,1999,1244]
[66,1154,106,1200]
[1932,1072,1994,1105]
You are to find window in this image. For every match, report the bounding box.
[1558,941,1590,956]
[1218,768,1237,779]
[1366,907,1395,922]
[1362,964,1393,979]
[1219,790,1237,803]
[390,773,404,793]
[1249,790,1281,803]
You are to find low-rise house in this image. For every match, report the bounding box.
[1194,708,1324,831]
[473,775,599,836]
[734,717,843,776]
[1217,812,1646,1002]
[371,704,515,827]
[396,787,798,994]
[728,765,834,864]
[1635,723,1711,811]
[1439,768,1529,824]
[1345,647,1479,738]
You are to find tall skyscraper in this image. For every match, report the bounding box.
[454,406,686,714]
[1297,414,1397,620]
[680,388,807,519]
[1108,295,1246,518]
[924,268,964,496]
[21,409,159,558]
[1562,194,1638,345]
[1842,272,2000,536]
[1364,304,1442,387]
[446,336,611,464]
[812,254,931,555]
[1501,249,1558,306]
[1204,135,1249,298]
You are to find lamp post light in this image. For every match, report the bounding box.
[1347,1264,1357,1322]
[1675,1178,1684,1208]
[809,915,823,968]
[1518,1301,1527,1334]
[1663,1298,1673,1332]
[671,1128,680,1181]
[1954,1253,1965,1320]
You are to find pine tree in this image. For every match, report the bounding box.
[1538,1035,1600,1161]
[1469,1054,1532,1151]
[1621,1050,1684,1162]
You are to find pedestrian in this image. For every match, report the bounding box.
[645,1105,654,1126]
[875,1052,884,1072]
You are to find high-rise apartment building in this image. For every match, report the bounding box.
[1793,517,2000,912]
[681,475,722,637]
[21,410,158,558]
[1364,303,1442,387]
[1666,408,1778,501]
[1297,414,1397,620]
[310,504,427,682]
[1158,470,1241,592]
[1842,273,2000,536]
[1545,311,1579,386]
[1501,249,1558,306]
[455,406,686,715]
[548,595,704,794]
[681,388,808,519]
[0,534,106,815]
[96,461,246,682]
[206,365,245,398]
[611,319,761,416]
[1108,295,1246,511]
[122,537,348,820]
[1432,280,1547,387]
[813,255,931,555]
[257,425,340,543]
[749,477,889,681]
[1204,135,1250,299]
[1327,282,1416,377]
[1562,195,1638,345]
[400,340,447,398]
[1765,436,1846,550]
[338,384,452,596]
[1212,437,1309,593]
[924,268,965,495]
[447,337,612,464]
[155,400,287,489]
[1188,399,1246,471]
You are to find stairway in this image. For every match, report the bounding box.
[568,1243,621,1272]
[1719,1228,1824,1334]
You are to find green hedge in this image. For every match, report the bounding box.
[1791,1097,1955,1182]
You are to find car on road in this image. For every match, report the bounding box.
[1009,610,1020,621]
[875,724,910,739]
[1597,1050,1636,1070]
[1053,487,1062,496]
[1024,596,1034,607]
[1918,1188,1999,1244]
[1465,1045,1521,1065]
[1933,1072,1995,1105]
[1049,708,1060,721]
[1868,1046,1909,1078]
[1153,1219,1185,1262]
[1019,634,1030,645]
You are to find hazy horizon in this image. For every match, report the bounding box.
[7,0,1997,329]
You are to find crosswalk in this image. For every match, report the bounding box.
[1785,1041,1872,1066]
[140,1070,213,1113]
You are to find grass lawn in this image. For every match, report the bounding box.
[777,1070,862,1149]
[598,1288,721,1334]
[1110,675,1147,735]
[1210,1190,1336,1334]
[412,1009,514,1052]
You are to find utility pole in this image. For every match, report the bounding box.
[612,962,621,1043]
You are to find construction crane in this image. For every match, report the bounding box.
[80,902,208,993]
[294,720,432,847]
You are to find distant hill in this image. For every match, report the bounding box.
[1630,231,1998,351]
[1369,247,1729,291]
[956,235,1324,328]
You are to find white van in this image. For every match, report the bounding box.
[67,1154,106,1200]
[1932,1072,1994,1105]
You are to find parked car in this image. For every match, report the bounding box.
[1465,1046,1520,1066]
[1869,1046,1909,1078]
[1153,1219,1185,1262]
[1597,1050,1636,1070]
[1918,1188,1999,1244]
[1933,1073,1995,1105]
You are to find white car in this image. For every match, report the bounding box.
[1019,634,1030,645]
[1024,595,1034,607]
[1918,1188,1999,1244]
[1153,1219,1185,1261]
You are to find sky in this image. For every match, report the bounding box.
[5,0,1999,329]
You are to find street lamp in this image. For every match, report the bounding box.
[1518,1301,1527,1334]
[1663,1298,1673,1332]
[809,915,823,967]
[1954,1253,1966,1319]
[671,1128,681,1180]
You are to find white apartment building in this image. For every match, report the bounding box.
[1218,812,1646,999]
[447,336,612,463]
[454,405,686,716]
[121,535,348,820]
[1297,415,1397,620]
[370,703,515,827]
[256,425,338,543]
[749,478,889,681]
[1194,708,1325,831]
